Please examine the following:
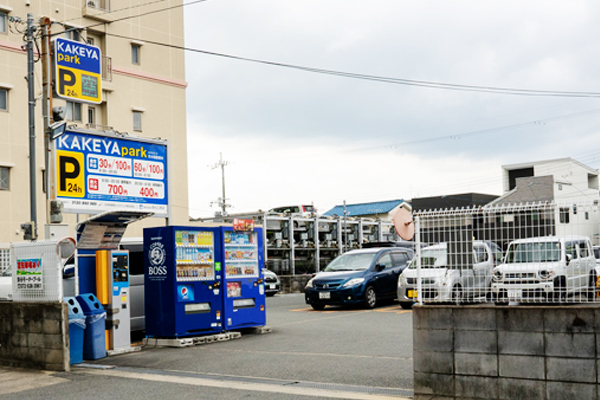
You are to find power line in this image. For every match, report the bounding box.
[102,31,600,98]
[30,0,600,97]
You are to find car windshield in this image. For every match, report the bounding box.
[505,242,561,263]
[324,253,376,272]
[409,248,447,269]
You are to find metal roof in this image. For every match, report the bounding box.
[323,200,406,217]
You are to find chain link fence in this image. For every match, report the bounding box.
[397,201,600,307]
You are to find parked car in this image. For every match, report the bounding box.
[397,240,503,309]
[263,268,280,296]
[268,205,317,216]
[362,241,416,251]
[305,247,413,310]
[0,266,12,301]
[491,236,596,304]
[594,246,600,296]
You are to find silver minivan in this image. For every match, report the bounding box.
[397,240,502,308]
[491,236,596,304]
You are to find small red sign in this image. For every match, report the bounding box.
[233,218,254,232]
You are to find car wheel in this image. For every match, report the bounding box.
[399,302,413,310]
[553,277,566,303]
[266,292,276,297]
[364,286,377,309]
[451,284,462,305]
[587,272,596,301]
[311,304,325,311]
[493,291,508,306]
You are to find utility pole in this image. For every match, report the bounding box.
[210,152,231,216]
[25,13,38,240]
[343,200,348,252]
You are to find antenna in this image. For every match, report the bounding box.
[209,152,232,216]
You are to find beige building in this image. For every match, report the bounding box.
[0,0,189,243]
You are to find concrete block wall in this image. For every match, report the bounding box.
[278,275,311,294]
[413,305,600,400]
[0,302,69,371]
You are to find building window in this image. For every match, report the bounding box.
[66,101,82,121]
[559,207,570,224]
[131,44,141,65]
[0,88,7,111]
[65,27,81,41]
[88,106,96,125]
[0,166,9,190]
[133,110,143,131]
[0,12,7,34]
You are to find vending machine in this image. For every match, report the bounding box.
[220,225,267,330]
[144,226,223,338]
[144,224,267,338]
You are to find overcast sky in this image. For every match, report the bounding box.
[183,0,600,218]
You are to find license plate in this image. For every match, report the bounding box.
[268,284,275,289]
[319,292,330,299]
[408,290,417,299]
[508,289,521,299]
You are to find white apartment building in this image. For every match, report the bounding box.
[491,157,600,243]
[0,0,189,243]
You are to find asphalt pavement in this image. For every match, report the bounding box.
[0,293,414,399]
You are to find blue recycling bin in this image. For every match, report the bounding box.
[76,293,107,360]
[65,297,85,364]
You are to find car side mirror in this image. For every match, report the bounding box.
[566,254,572,265]
[375,264,386,272]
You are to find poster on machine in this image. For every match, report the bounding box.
[53,130,169,217]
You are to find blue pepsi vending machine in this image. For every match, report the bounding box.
[220,225,267,330]
[144,226,223,337]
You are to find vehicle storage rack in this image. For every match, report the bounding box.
[191,213,400,275]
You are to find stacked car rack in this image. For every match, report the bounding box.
[191,213,400,275]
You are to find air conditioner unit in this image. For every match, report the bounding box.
[87,0,99,8]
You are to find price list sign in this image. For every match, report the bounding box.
[54,130,169,217]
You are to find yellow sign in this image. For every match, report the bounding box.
[56,150,85,198]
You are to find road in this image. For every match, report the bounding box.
[0,293,415,399]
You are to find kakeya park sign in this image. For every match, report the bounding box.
[54,38,102,104]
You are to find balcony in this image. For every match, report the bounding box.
[83,0,116,22]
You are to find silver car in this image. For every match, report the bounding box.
[0,266,12,301]
[263,268,280,296]
[397,241,502,308]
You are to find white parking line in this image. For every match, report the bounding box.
[77,368,412,400]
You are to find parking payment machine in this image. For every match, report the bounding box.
[96,250,130,351]
[74,210,153,354]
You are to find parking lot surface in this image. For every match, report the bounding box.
[0,293,414,399]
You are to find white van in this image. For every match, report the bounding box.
[397,240,503,308]
[491,236,596,304]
